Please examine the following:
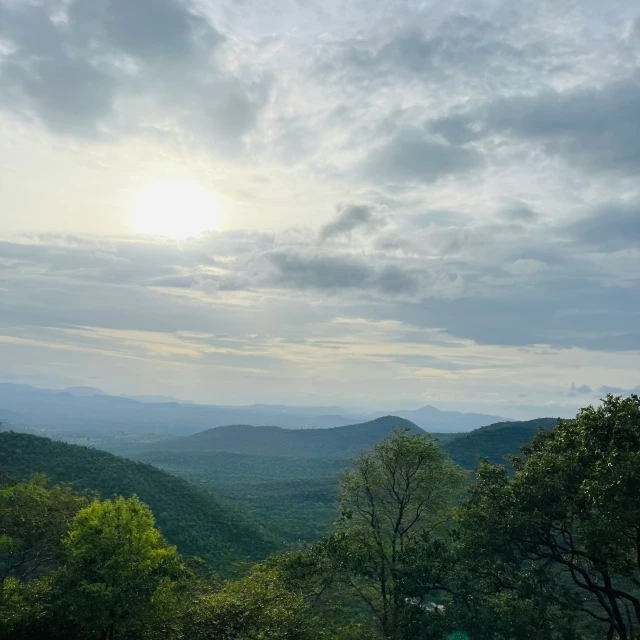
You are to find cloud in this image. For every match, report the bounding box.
[567,199,640,251]
[431,77,640,175]
[502,202,539,223]
[599,385,640,395]
[360,129,483,184]
[569,382,593,396]
[0,0,267,150]
[69,0,207,62]
[317,14,535,87]
[507,258,550,276]
[319,204,386,242]
[264,249,422,297]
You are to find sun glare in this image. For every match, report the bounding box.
[132,180,221,239]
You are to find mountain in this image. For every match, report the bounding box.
[443,418,560,470]
[392,405,510,432]
[135,416,423,459]
[0,383,509,439]
[0,383,361,435]
[0,431,281,570]
[64,386,106,397]
[124,394,194,404]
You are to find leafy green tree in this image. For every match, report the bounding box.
[56,495,184,640]
[0,475,88,586]
[187,566,319,640]
[293,430,467,639]
[458,395,640,639]
[0,475,88,638]
[0,576,54,640]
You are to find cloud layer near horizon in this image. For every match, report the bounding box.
[0,0,638,415]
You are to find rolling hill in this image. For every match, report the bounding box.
[126,416,561,541]
[136,416,424,458]
[443,417,559,470]
[0,431,281,571]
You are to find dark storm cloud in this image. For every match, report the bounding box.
[319,204,385,241]
[0,0,266,148]
[360,129,483,184]
[431,77,640,175]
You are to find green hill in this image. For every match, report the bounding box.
[125,417,423,541]
[139,416,423,459]
[0,431,281,571]
[444,418,559,470]
[123,417,561,542]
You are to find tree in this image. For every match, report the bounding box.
[0,475,88,587]
[302,430,467,639]
[187,566,320,640]
[56,495,184,640]
[459,395,640,639]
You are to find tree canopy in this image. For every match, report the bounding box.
[2,396,639,639]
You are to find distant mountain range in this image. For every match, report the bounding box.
[0,382,510,435]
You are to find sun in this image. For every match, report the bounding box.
[132,180,221,239]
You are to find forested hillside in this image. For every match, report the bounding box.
[443,417,558,469]
[131,450,353,541]
[0,432,281,570]
[137,415,423,458]
[128,417,558,541]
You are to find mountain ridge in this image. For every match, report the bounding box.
[0,382,509,435]
[134,416,424,459]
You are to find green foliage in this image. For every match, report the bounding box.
[187,566,319,640]
[131,450,351,542]
[2,399,639,640]
[0,432,281,570]
[127,418,558,545]
[286,430,467,639]
[54,496,183,639]
[457,395,640,639]
[443,418,557,470]
[0,474,88,585]
[0,576,53,639]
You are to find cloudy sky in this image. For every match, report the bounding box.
[1,0,639,418]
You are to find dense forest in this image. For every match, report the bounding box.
[2,395,639,639]
[125,417,558,541]
[0,433,280,569]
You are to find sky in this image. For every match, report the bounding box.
[0,0,639,419]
